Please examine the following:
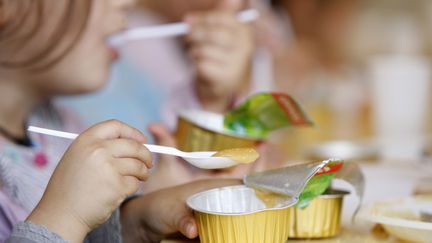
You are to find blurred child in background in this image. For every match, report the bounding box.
[141,0,370,192]
[123,0,255,129]
[116,0,271,193]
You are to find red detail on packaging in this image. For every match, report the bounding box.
[271,93,308,125]
[314,163,344,176]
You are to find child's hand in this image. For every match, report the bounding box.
[28,120,153,243]
[142,123,195,194]
[120,179,241,243]
[185,10,254,111]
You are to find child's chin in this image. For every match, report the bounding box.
[75,76,108,94]
[90,71,110,88]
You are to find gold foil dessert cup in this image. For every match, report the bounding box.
[288,189,349,239]
[175,110,260,152]
[187,185,297,243]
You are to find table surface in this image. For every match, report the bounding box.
[162,229,401,243]
[162,160,432,243]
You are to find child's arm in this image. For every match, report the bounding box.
[120,178,241,243]
[15,120,152,243]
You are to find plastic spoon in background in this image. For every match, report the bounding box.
[108,9,259,46]
[27,126,259,170]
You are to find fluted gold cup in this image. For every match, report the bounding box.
[175,110,260,152]
[187,185,297,243]
[288,189,349,239]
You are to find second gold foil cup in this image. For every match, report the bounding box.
[187,185,297,243]
[175,110,259,152]
[288,189,349,239]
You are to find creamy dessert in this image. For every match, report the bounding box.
[212,147,259,164]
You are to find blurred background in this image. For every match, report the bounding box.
[262,0,432,163]
[57,0,432,163]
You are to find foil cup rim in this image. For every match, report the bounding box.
[187,185,298,216]
[178,109,262,141]
[319,189,350,199]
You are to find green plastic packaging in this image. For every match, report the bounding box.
[296,160,344,209]
[224,92,313,139]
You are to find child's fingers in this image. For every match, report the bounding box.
[122,176,141,197]
[83,120,147,143]
[206,27,236,48]
[103,139,153,168]
[174,214,198,239]
[188,17,238,44]
[147,123,181,169]
[148,123,177,147]
[196,59,225,82]
[186,11,238,29]
[114,158,149,181]
[190,30,234,51]
[190,44,227,65]
[203,12,239,28]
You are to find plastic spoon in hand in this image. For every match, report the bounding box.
[108,9,259,46]
[28,126,259,169]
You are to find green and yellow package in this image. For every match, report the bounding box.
[224,92,313,139]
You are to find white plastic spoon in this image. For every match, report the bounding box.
[28,126,245,169]
[108,9,259,46]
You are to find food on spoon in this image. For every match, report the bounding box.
[212,148,259,164]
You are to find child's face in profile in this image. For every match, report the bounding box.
[40,0,133,96]
[1,0,133,97]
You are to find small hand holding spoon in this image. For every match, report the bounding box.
[28,126,259,170]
